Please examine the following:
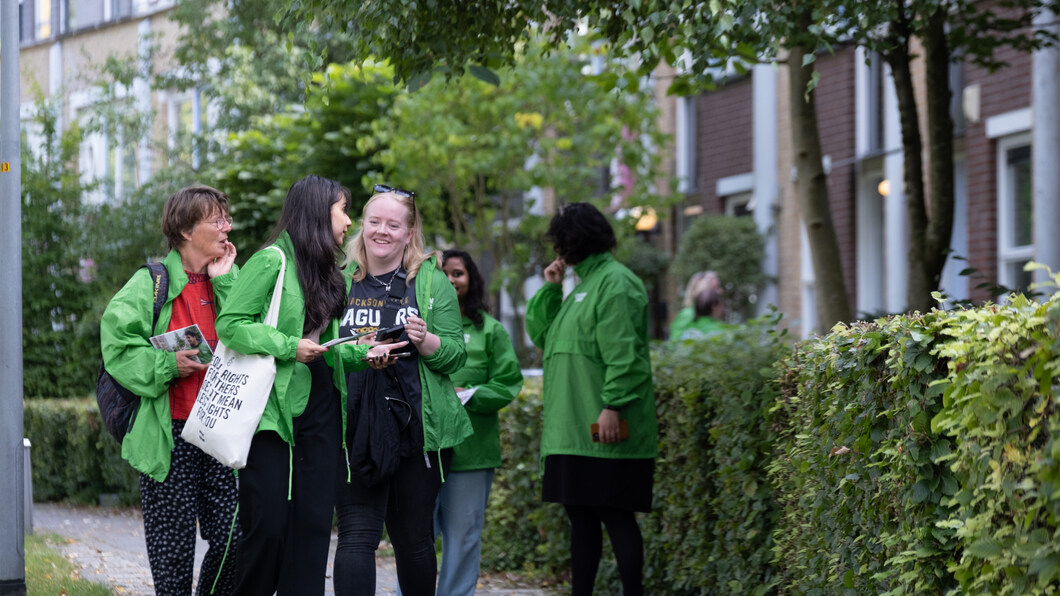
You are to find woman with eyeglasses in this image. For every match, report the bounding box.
[332,184,472,596]
[215,175,399,595]
[101,185,240,595]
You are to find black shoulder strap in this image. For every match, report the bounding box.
[142,262,169,328]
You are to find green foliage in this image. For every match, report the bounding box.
[645,316,788,594]
[198,61,398,254]
[25,398,140,506]
[167,0,357,131]
[20,99,99,398]
[482,377,570,578]
[277,1,766,95]
[363,34,674,360]
[930,293,1060,594]
[483,321,788,593]
[771,311,958,595]
[771,286,1060,594]
[672,214,767,318]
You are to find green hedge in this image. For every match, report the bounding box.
[24,398,140,506]
[482,316,788,593]
[28,294,1060,593]
[771,293,1060,595]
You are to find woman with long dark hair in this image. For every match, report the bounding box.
[434,249,523,596]
[215,175,399,595]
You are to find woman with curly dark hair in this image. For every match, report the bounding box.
[525,202,657,596]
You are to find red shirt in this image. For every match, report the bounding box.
[167,272,218,420]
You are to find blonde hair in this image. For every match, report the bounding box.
[347,191,433,281]
[682,271,720,308]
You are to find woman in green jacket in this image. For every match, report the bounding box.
[100,185,239,596]
[434,249,523,596]
[333,185,472,596]
[215,175,395,595]
[526,202,658,596]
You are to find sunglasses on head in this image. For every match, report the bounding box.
[374,184,416,201]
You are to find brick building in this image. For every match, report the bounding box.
[666,18,1059,337]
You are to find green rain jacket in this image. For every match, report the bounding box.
[100,249,239,482]
[214,234,366,450]
[449,312,523,471]
[335,255,473,456]
[525,252,658,464]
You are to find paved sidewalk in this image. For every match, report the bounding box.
[33,502,556,595]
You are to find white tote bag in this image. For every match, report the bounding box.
[182,246,285,469]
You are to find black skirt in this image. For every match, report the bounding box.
[542,455,654,512]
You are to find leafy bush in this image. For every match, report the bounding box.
[672,214,767,318]
[644,315,789,594]
[482,318,788,593]
[771,290,1060,595]
[24,398,139,506]
[482,376,570,579]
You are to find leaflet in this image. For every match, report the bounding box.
[150,324,213,364]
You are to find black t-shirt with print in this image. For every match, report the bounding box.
[340,268,424,453]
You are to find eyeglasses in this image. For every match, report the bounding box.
[209,216,233,230]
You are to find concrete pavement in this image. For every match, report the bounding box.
[33,502,556,595]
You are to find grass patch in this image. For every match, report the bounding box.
[25,533,112,596]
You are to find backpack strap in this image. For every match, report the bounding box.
[142,262,169,329]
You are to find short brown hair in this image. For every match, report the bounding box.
[161,185,230,249]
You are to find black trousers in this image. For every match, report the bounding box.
[231,357,341,596]
[565,504,645,596]
[140,419,240,596]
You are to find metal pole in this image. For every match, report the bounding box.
[0,0,27,593]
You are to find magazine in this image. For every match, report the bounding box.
[150,324,214,364]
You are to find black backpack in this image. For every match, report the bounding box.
[97,262,168,443]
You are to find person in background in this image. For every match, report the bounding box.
[216,175,395,595]
[668,270,720,342]
[332,184,472,596]
[435,249,523,596]
[678,284,729,341]
[525,202,657,596]
[100,185,239,595]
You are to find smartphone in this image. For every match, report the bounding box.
[362,351,413,362]
[373,324,405,342]
[591,420,629,442]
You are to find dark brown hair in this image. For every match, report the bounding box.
[161,185,230,249]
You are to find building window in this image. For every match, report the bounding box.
[866,52,885,154]
[34,0,52,39]
[132,0,175,15]
[66,0,105,32]
[997,135,1033,294]
[725,192,752,217]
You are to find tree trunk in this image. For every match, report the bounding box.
[883,41,926,314]
[916,8,955,311]
[789,42,853,330]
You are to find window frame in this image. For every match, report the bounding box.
[996,132,1033,293]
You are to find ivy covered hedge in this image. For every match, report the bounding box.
[24,398,140,506]
[771,293,1060,595]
